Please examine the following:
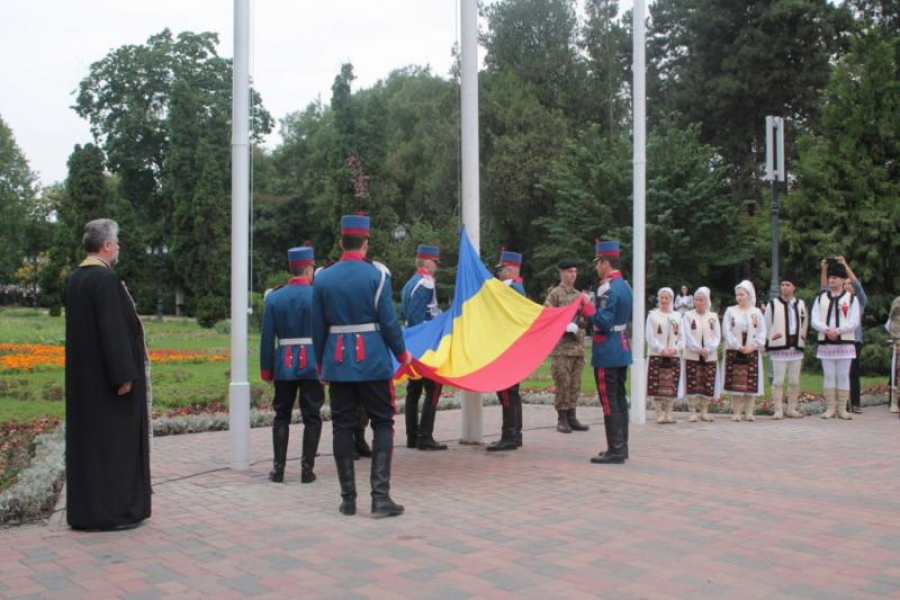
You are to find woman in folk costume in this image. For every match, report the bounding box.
[681,286,721,422]
[886,295,900,413]
[811,261,860,420]
[646,288,684,423]
[722,280,766,421]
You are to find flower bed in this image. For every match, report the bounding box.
[0,343,227,371]
[0,418,65,525]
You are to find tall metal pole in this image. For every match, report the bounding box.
[769,182,780,301]
[459,0,483,443]
[630,0,647,424]
[229,0,251,470]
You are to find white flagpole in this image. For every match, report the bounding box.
[630,0,648,424]
[460,0,483,443]
[229,0,251,469]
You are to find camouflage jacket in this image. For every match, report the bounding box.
[544,284,586,357]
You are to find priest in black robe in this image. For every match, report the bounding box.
[64,218,151,530]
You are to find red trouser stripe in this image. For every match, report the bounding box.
[432,384,443,408]
[389,381,397,444]
[596,367,611,416]
[500,390,510,407]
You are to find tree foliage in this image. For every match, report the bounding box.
[0,115,37,283]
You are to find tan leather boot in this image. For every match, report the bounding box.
[821,388,836,419]
[731,396,743,421]
[655,399,666,424]
[786,384,803,418]
[665,399,677,423]
[687,396,699,422]
[744,396,756,421]
[700,399,715,421]
[772,385,784,420]
[836,389,853,420]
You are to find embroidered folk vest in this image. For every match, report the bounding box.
[683,310,719,362]
[767,297,808,350]
[816,291,856,344]
[647,309,680,357]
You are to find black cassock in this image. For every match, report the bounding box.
[64,262,151,529]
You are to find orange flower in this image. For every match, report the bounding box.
[0,343,227,371]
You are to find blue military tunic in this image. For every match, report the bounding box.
[259,277,318,381]
[401,270,438,326]
[590,271,633,368]
[503,277,526,297]
[311,252,408,382]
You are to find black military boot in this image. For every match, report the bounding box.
[354,426,373,459]
[556,409,572,433]
[591,413,626,464]
[335,456,357,515]
[370,450,404,517]
[417,397,447,451]
[300,427,320,484]
[268,423,289,482]
[568,408,590,431]
[405,390,420,449]
[487,403,518,451]
[622,414,630,459]
[514,400,523,447]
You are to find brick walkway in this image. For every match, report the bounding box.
[2,404,900,599]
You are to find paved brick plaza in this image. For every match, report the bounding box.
[2,404,900,599]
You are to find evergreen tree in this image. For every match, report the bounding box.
[0,114,37,283]
[784,22,900,319]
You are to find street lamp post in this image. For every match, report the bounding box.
[145,244,169,322]
[764,116,786,302]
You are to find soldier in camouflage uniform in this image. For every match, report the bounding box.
[544,260,590,434]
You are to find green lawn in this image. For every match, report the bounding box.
[0,307,886,424]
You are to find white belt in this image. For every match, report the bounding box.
[279,337,312,346]
[612,324,627,332]
[329,323,379,334]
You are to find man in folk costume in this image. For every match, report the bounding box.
[722,281,766,421]
[260,245,325,483]
[681,287,720,422]
[764,274,809,419]
[588,240,633,465]
[64,219,150,530]
[400,244,447,451]
[311,214,411,517]
[646,287,684,424]
[487,250,528,452]
[544,260,591,434]
[886,295,900,413]
[811,261,860,420]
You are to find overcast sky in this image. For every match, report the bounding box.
[1,0,631,187]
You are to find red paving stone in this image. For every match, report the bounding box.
[2,403,900,599]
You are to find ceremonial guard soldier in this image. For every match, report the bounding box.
[764,274,809,419]
[544,260,590,434]
[811,261,860,420]
[681,287,720,422]
[260,245,325,483]
[400,244,447,451]
[722,281,766,421]
[645,287,684,424]
[311,215,411,517]
[487,250,527,452]
[588,240,633,465]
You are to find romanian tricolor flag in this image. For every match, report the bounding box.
[396,227,585,392]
